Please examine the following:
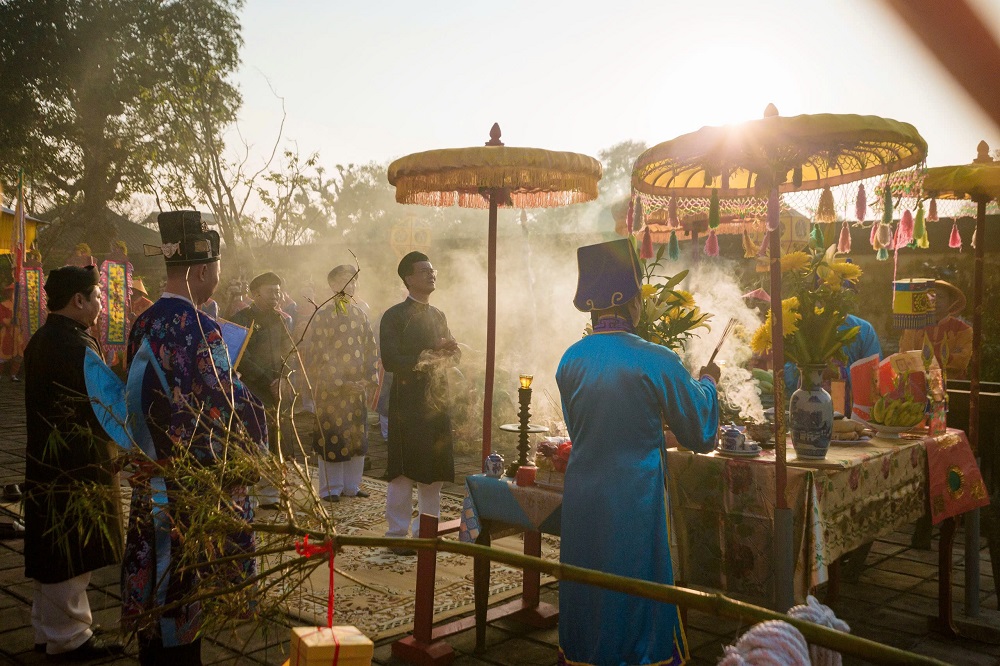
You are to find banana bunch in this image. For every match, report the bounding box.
[870,396,924,427]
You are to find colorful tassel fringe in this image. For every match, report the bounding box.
[917,230,930,249]
[914,202,926,240]
[838,221,852,253]
[626,197,635,234]
[870,223,879,249]
[668,231,680,261]
[928,198,939,222]
[949,222,962,249]
[897,209,914,247]
[705,229,719,257]
[816,187,836,223]
[877,247,889,261]
[855,184,867,222]
[668,196,679,227]
[634,199,644,232]
[709,189,720,229]
[876,223,893,249]
[641,227,654,259]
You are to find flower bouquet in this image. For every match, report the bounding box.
[635,246,712,352]
[535,437,571,490]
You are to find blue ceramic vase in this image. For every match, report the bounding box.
[789,364,833,460]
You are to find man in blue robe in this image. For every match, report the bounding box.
[123,211,267,665]
[556,239,720,666]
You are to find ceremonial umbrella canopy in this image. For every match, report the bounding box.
[388,124,602,461]
[632,105,927,610]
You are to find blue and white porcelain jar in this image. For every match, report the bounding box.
[789,364,833,460]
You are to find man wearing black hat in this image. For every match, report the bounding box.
[23,265,125,659]
[555,239,719,666]
[379,252,459,553]
[229,271,294,508]
[123,211,267,664]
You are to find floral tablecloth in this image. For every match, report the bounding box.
[459,475,563,543]
[665,429,978,604]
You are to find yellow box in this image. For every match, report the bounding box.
[289,626,374,666]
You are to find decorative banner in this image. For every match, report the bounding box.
[19,266,45,339]
[99,259,132,357]
[927,430,989,524]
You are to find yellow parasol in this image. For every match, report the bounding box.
[632,104,927,611]
[921,142,1000,621]
[388,124,602,461]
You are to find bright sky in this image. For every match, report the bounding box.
[236,0,1000,173]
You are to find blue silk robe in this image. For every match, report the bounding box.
[556,332,719,666]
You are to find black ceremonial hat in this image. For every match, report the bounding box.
[144,210,221,266]
[572,239,642,312]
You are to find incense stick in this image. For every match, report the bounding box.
[707,317,737,366]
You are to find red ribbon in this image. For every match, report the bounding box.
[296,535,336,629]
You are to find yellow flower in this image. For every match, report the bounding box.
[674,290,695,308]
[781,296,801,336]
[641,284,657,299]
[780,251,811,273]
[750,320,772,354]
[830,261,863,282]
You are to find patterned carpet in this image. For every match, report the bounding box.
[271,477,559,641]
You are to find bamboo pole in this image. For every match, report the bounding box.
[254,523,949,666]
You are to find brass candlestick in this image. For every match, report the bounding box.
[501,374,547,477]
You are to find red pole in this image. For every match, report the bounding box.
[768,190,787,511]
[482,191,498,463]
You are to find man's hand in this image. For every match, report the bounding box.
[436,337,459,353]
[699,362,722,383]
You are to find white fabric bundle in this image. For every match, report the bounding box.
[787,595,851,666]
[717,620,811,666]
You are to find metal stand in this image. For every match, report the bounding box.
[501,382,547,477]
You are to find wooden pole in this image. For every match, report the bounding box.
[481,189,498,463]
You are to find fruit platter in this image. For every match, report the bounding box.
[855,395,925,439]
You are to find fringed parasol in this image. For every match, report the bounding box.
[388,124,602,462]
[632,104,927,612]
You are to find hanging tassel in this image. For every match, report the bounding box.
[705,229,720,257]
[634,199,644,232]
[816,187,836,223]
[641,227,654,259]
[792,166,803,189]
[876,223,893,249]
[767,189,780,231]
[757,230,770,257]
[810,224,825,249]
[928,198,939,222]
[914,202,926,240]
[917,230,930,249]
[668,230,680,261]
[877,247,889,261]
[869,223,879,249]
[668,196,680,227]
[897,209,914,247]
[742,228,759,258]
[708,188,720,229]
[625,196,635,234]
[855,184,867,222]
[881,185,894,227]
[838,221,852,253]
[949,222,962,249]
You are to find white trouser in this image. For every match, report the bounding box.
[318,456,365,498]
[32,572,93,655]
[385,476,443,538]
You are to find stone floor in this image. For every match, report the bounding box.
[1,376,999,665]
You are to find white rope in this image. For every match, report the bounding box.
[716,620,811,666]
[787,595,851,666]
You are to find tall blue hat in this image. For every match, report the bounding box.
[573,239,642,312]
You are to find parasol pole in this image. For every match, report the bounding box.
[768,182,794,612]
[481,188,498,463]
[965,195,987,616]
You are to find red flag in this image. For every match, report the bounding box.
[10,171,26,326]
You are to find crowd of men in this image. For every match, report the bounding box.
[21,210,459,663]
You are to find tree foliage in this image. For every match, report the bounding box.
[0,0,243,246]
